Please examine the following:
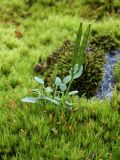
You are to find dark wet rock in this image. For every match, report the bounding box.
[96,50,120,99]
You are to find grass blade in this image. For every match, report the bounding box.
[72,22,82,67]
[78,24,91,68]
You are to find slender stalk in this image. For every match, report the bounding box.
[61,92,65,105]
[53,86,58,98]
[65,78,74,96]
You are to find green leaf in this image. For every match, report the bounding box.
[34,77,44,85]
[44,96,60,105]
[32,89,42,96]
[32,89,41,92]
[45,86,53,93]
[51,99,60,105]
[21,97,37,103]
[69,68,73,76]
[72,22,82,67]
[73,65,83,79]
[68,91,78,96]
[37,95,45,100]
[73,64,79,74]
[55,77,62,86]
[65,101,73,106]
[54,96,61,101]
[63,75,71,84]
[78,24,91,68]
[60,83,67,92]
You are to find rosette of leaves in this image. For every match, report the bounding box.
[21,64,83,106]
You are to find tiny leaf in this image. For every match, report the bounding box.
[45,86,53,93]
[54,96,61,101]
[55,77,62,86]
[73,64,79,74]
[63,75,71,84]
[60,83,67,92]
[51,99,60,105]
[32,89,41,96]
[44,96,60,105]
[65,101,73,106]
[73,65,83,79]
[34,77,44,85]
[68,91,79,96]
[21,97,37,103]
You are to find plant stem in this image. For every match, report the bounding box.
[53,86,57,98]
[65,79,73,96]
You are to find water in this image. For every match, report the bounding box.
[96,50,120,99]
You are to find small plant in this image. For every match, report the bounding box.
[21,65,83,106]
[21,22,91,106]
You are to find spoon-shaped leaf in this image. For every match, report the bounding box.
[21,97,37,103]
[60,83,67,92]
[45,86,53,93]
[73,65,83,79]
[55,77,62,86]
[73,64,79,74]
[68,91,79,96]
[63,75,71,84]
[44,96,60,105]
[34,77,44,85]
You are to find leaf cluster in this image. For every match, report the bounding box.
[21,22,91,106]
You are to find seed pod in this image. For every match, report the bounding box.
[34,64,42,72]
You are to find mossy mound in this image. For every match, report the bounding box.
[90,34,120,51]
[34,40,105,98]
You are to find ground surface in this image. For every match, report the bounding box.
[0,0,120,159]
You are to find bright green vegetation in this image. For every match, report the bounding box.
[0,99,120,159]
[0,0,120,159]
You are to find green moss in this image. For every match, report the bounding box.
[114,61,120,100]
[9,78,21,89]
[114,61,120,82]
[90,34,120,51]
[24,0,120,20]
[1,63,11,76]
[0,99,120,159]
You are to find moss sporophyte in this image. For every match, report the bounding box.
[21,22,91,106]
